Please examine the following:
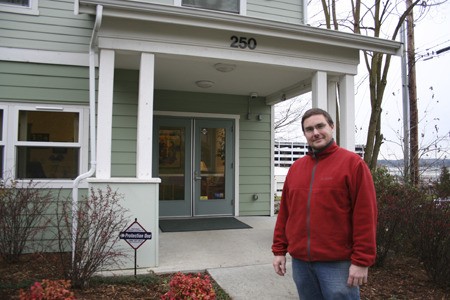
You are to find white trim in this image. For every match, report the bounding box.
[302,0,308,24]
[239,0,247,16]
[155,111,240,120]
[0,0,39,15]
[174,0,246,16]
[0,48,91,67]
[0,102,89,188]
[154,110,241,216]
[88,177,161,184]
[98,38,358,75]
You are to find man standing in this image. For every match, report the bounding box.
[272,108,377,299]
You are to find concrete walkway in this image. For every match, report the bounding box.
[149,216,298,299]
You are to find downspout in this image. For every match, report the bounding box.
[72,4,103,265]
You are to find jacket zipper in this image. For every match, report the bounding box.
[306,155,319,260]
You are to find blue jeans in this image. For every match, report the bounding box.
[292,258,360,300]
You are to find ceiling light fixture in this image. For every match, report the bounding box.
[214,63,236,73]
[195,80,215,88]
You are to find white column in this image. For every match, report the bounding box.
[96,49,115,179]
[339,74,355,151]
[327,81,338,141]
[136,53,155,179]
[311,71,327,109]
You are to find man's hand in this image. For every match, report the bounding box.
[273,255,287,276]
[347,264,368,286]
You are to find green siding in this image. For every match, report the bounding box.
[0,0,93,52]
[247,0,304,24]
[0,61,89,104]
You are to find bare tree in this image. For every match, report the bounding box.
[274,96,310,141]
[313,0,426,170]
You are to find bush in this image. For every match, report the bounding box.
[55,186,129,288]
[19,279,75,300]
[372,167,426,266]
[0,179,53,263]
[161,272,216,300]
[411,199,450,288]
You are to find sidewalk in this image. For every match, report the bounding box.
[149,216,298,299]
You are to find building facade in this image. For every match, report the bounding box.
[0,0,401,270]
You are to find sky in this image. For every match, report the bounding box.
[275,1,450,160]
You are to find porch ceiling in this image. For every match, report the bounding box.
[114,51,312,100]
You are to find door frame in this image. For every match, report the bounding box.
[154,111,240,217]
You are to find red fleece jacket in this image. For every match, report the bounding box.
[272,142,378,267]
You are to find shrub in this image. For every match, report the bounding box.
[19,279,75,300]
[161,272,216,300]
[372,167,426,266]
[55,186,129,288]
[411,200,450,288]
[0,178,53,263]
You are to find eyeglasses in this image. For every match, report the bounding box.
[304,123,327,134]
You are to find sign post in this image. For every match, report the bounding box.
[119,218,152,277]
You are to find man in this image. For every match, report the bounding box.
[272,108,377,299]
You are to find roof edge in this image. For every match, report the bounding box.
[77,0,402,56]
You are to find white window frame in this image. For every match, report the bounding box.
[0,0,39,15]
[1,102,89,188]
[174,0,247,16]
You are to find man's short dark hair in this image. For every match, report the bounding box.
[301,108,334,132]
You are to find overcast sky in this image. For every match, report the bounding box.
[275,1,450,160]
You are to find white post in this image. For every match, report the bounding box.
[312,71,327,109]
[339,75,355,151]
[327,80,337,141]
[96,49,115,179]
[137,53,155,179]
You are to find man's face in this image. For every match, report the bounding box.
[303,114,334,150]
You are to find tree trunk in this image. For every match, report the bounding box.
[406,0,419,186]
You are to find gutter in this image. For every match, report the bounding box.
[71,4,103,265]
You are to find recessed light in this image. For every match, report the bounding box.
[214,63,236,73]
[195,80,215,88]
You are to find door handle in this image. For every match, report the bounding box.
[194,171,202,181]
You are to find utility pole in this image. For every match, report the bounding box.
[406,0,419,186]
[401,21,410,182]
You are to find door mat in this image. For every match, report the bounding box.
[159,217,252,232]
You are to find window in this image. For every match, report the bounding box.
[182,0,240,14]
[1,103,88,183]
[0,0,39,15]
[16,110,80,179]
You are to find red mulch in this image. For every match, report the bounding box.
[1,253,449,299]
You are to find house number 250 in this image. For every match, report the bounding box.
[230,35,257,50]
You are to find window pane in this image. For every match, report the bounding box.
[200,127,225,200]
[18,111,79,142]
[16,147,79,179]
[182,0,239,13]
[158,128,185,200]
[0,0,30,7]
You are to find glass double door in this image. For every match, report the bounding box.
[154,117,234,218]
